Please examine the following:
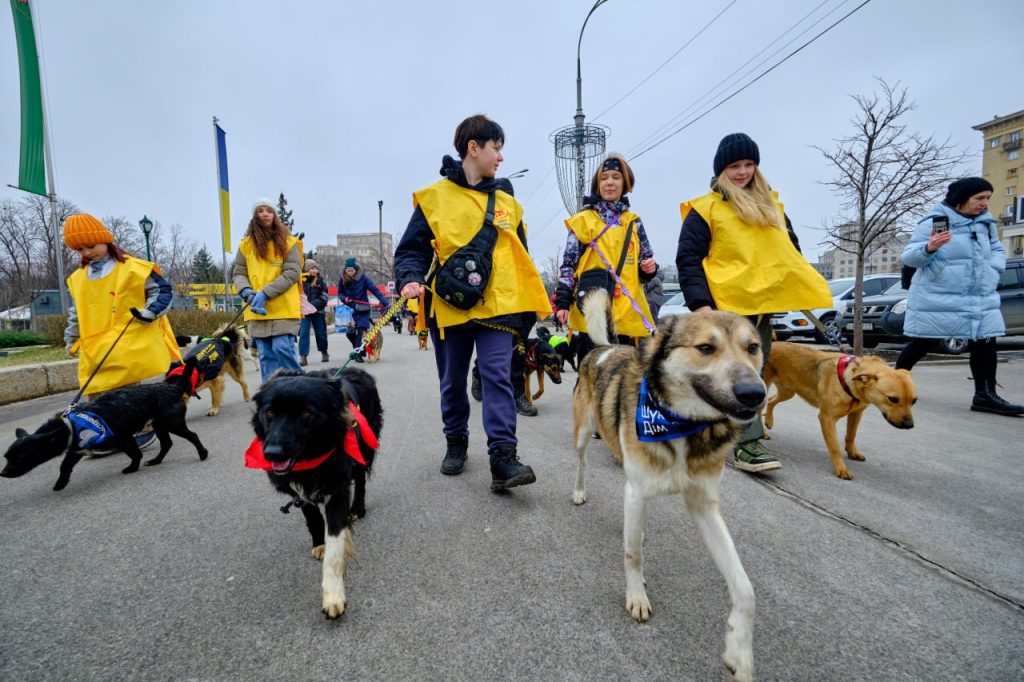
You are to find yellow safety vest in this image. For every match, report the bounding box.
[67,257,182,395]
[565,209,654,337]
[413,179,550,330]
[238,235,301,322]
[680,192,831,315]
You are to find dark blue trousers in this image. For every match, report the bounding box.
[430,325,516,450]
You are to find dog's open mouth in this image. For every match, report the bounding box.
[270,456,297,473]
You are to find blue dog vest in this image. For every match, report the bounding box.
[67,411,115,449]
[635,377,714,442]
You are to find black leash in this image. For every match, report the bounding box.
[65,317,135,413]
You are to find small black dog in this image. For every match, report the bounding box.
[1,357,208,491]
[248,368,383,619]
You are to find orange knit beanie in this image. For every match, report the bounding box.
[63,213,114,249]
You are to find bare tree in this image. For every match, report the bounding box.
[816,79,968,353]
[538,249,562,295]
[151,222,198,307]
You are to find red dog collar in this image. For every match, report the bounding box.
[244,401,378,471]
[837,354,860,406]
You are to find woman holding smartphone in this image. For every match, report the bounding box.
[898,177,1023,415]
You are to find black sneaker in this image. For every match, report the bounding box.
[971,391,1024,416]
[471,369,482,402]
[321,352,330,363]
[440,436,469,476]
[489,444,536,491]
[514,392,538,417]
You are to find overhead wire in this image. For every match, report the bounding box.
[625,0,843,158]
[629,0,873,161]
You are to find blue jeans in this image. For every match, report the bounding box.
[430,325,516,450]
[254,334,301,382]
[298,313,328,356]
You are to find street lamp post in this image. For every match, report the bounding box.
[377,200,384,288]
[139,215,154,262]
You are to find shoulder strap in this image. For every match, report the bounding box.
[426,192,497,285]
[614,220,636,276]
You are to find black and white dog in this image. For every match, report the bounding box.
[247,368,383,619]
[1,357,208,491]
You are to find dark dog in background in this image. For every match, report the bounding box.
[1,357,209,491]
[523,337,563,405]
[535,326,577,372]
[248,368,383,619]
[171,324,251,416]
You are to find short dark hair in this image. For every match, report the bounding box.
[454,115,504,158]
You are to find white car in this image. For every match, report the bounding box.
[772,274,900,343]
[657,292,690,318]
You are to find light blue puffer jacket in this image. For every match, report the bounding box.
[902,202,1005,340]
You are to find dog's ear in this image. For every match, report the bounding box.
[853,373,878,386]
[15,427,27,439]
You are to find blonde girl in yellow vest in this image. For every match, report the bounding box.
[231,197,302,382]
[62,213,182,450]
[553,154,658,359]
[676,133,831,474]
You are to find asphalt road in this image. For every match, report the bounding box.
[1,330,1022,681]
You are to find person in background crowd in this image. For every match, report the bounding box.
[337,257,389,363]
[897,177,1022,416]
[298,259,330,366]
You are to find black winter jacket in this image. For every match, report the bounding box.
[302,273,329,313]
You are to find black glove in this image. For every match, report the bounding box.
[129,307,155,323]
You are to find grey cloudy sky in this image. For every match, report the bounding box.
[2,0,1021,276]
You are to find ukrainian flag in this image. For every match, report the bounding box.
[215,123,231,250]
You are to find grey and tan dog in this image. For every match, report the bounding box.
[571,289,767,682]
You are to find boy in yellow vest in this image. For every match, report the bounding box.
[394,115,551,492]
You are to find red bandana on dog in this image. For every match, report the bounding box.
[244,401,378,470]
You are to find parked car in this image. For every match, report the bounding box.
[657,293,792,339]
[772,274,900,344]
[837,259,1024,353]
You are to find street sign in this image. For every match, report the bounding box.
[387,280,395,292]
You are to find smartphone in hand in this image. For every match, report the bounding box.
[932,216,949,234]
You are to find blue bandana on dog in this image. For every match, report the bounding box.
[636,377,714,442]
[67,411,115,449]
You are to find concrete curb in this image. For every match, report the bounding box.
[0,360,78,406]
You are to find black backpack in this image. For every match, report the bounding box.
[431,192,498,310]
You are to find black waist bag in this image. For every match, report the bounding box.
[432,192,498,310]
[574,220,634,313]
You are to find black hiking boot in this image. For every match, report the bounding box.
[440,435,469,475]
[514,392,538,417]
[471,368,482,402]
[972,380,1024,416]
[489,444,536,491]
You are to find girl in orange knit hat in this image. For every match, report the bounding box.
[62,214,182,416]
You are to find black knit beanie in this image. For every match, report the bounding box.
[713,133,760,176]
[944,177,993,209]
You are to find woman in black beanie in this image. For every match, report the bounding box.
[676,133,832,473]
[897,177,1022,415]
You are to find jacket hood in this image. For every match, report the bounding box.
[439,155,504,193]
[926,201,996,228]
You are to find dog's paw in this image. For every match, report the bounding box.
[143,457,161,467]
[121,463,140,474]
[311,545,325,560]
[206,408,219,416]
[52,478,69,492]
[722,650,754,682]
[322,585,346,619]
[834,468,854,480]
[761,430,772,440]
[572,490,586,505]
[846,450,866,461]
[625,592,651,622]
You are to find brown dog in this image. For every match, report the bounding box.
[363,330,384,363]
[523,338,562,405]
[416,330,429,351]
[763,342,917,480]
[175,324,252,416]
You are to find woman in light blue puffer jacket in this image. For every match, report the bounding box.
[897,177,1022,415]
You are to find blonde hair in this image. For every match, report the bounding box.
[713,166,782,228]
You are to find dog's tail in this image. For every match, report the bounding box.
[210,324,241,355]
[582,288,615,346]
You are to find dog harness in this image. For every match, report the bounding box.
[636,377,715,442]
[66,411,116,449]
[244,401,379,471]
[166,336,231,395]
[837,354,860,410]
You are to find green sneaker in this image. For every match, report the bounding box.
[733,440,782,473]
